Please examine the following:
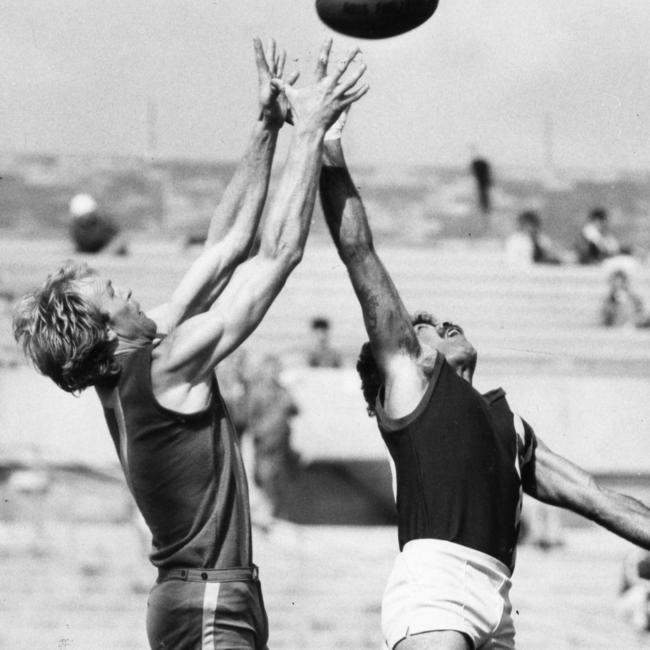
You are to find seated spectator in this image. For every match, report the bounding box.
[600,266,650,329]
[68,193,129,255]
[576,207,621,264]
[505,210,565,268]
[0,280,19,367]
[618,548,650,632]
[306,316,343,368]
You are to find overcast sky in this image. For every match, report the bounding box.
[2,0,649,171]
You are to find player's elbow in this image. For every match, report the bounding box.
[261,240,304,271]
[280,246,304,271]
[335,218,374,258]
[339,238,374,265]
[563,475,604,518]
[212,232,252,266]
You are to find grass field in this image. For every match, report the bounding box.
[1,521,649,649]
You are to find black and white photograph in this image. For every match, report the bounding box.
[1,1,650,648]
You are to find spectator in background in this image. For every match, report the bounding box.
[217,347,251,433]
[505,210,565,269]
[68,193,129,256]
[576,207,621,264]
[618,548,650,632]
[469,155,493,215]
[245,354,300,523]
[0,280,20,367]
[307,316,343,368]
[600,268,650,329]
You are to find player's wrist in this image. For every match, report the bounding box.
[251,119,281,146]
[324,107,349,142]
[258,109,283,131]
[293,122,327,141]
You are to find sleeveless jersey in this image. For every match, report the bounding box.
[375,352,536,572]
[97,344,251,570]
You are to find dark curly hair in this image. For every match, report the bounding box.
[13,262,119,394]
[356,341,382,417]
[356,311,445,417]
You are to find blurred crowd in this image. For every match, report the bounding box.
[504,205,635,269]
[217,316,344,532]
[503,205,650,330]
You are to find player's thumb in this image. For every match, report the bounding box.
[270,78,287,95]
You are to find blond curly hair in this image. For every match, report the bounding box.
[13,262,119,393]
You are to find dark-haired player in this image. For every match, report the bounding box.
[319,113,650,650]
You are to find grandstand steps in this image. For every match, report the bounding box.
[2,236,650,484]
[3,236,650,370]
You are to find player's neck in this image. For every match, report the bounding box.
[114,332,156,356]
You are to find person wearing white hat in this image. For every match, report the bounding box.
[69,192,128,255]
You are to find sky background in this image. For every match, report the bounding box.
[1,0,649,171]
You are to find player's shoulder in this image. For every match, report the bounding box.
[482,386,506,404]
[377,351,441,425]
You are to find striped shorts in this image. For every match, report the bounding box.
[146,565,268,650]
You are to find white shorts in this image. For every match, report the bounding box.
[382,539,515,650]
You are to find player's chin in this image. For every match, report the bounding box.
[465,347,478,372]
[463,352,478,381]
[450,347,477,379]
[142,317,158,338]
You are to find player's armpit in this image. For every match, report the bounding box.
[521,437,596,509]
[153,254,293,385]
[382,352,431,419]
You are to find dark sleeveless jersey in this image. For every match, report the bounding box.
[97,344,251,570]
[375,352,536,572]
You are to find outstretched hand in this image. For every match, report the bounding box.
[254,37,299,129]
[271,39,369,135]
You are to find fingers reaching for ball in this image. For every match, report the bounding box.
[314,39,334,81]
[265,37,368,134]
[253,37,300,128]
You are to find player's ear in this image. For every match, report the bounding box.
[99,309,117,339]
[105,328,118,343]
[413,322,425,335]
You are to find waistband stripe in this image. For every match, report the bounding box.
[157,565,259,583]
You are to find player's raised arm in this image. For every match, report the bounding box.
[155,40,369,384]
[523,437,650,549]
[319,121,428,415]
[150,38,298,333]
[203,38,298,249]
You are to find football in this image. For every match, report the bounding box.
[315,0,439,39]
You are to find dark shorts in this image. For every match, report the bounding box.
[146,565,268,650]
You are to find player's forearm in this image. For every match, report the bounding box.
[583,486,650,549]
[319,141,416,361]
[538,456,650,549]
[205,121,279,251]
[320,139,374,259]
[166,123,278,323]
[258,128,324,266]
